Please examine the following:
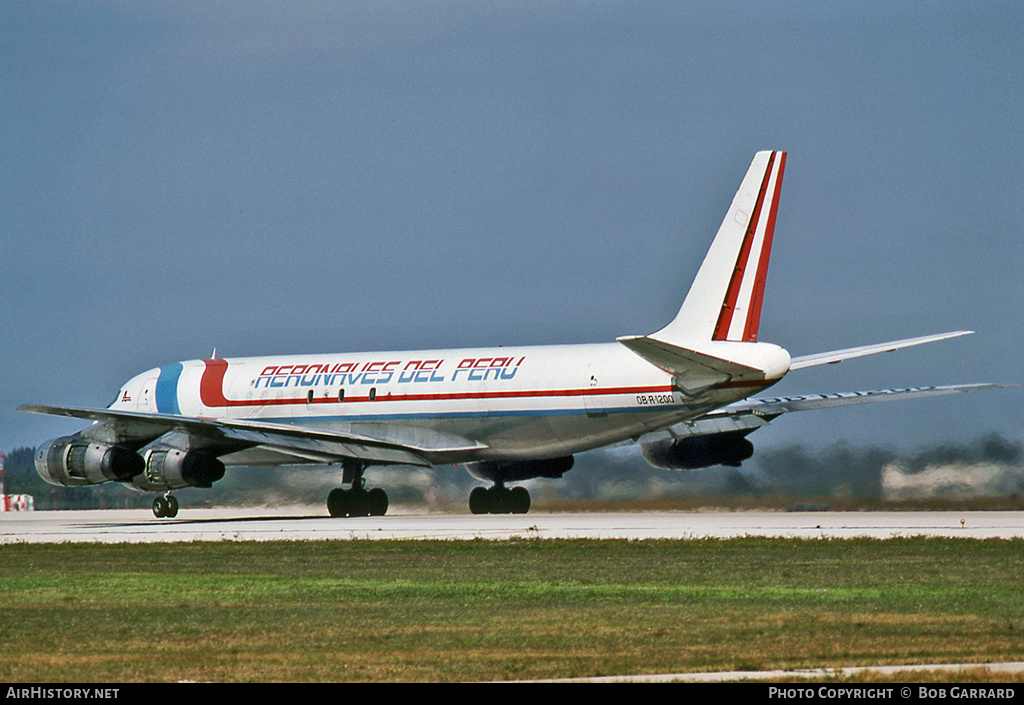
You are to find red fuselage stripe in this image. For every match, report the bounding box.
[197,359,774,409]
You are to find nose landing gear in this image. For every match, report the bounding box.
[152,493,179,518]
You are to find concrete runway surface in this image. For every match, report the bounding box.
[3,507,1024,544]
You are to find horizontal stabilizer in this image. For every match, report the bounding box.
[789,331,974,370]
[617,335,759,395]
[616,334,791,397]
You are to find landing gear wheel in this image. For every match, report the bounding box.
[152,494,179,518]
[509,486,531,514]
[468,485,532,515]
[469,486,489,515]
[327,481,389,517]
[327,488,348,518]
[367,487,388,516]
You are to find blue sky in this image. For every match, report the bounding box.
[3,1,1021,457]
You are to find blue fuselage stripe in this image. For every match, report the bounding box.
[156,363,183,415]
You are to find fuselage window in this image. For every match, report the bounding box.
[369,387,376,401]
[338,389,345,402]
[307,390,314,404]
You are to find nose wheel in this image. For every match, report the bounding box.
[152,494,179,518]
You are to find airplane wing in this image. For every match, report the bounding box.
[17,404,487,467]
[641,383,1012,444]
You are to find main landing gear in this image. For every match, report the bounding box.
[327,459,389,518]
[152,493,179,518]
[469,483,531,515]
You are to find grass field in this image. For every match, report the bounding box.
[2,537,1024,682]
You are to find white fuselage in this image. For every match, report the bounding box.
[110,341,788,465]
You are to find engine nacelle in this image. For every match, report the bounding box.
[640,433,754,470]
[132,448,226,491]
[466,456,574,483]
[35,436,144,487]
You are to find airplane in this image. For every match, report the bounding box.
[20,151,1006,518]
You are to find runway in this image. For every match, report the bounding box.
[3,507,1024,544]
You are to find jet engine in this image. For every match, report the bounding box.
[466,455,575,483]
[640,432,754,470]
[132,448,226,491]
[33,436,226,493]
[35,436,144,486]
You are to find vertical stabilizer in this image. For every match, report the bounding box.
[654,150,786,345]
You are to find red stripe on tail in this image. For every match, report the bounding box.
[712,151,779,341]
[741,151,786,342]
